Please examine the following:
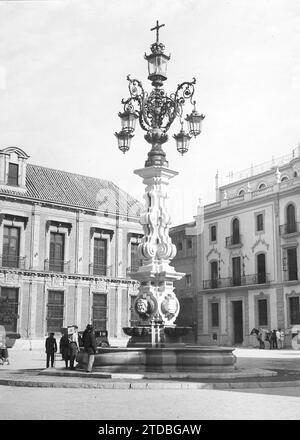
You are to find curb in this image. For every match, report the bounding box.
[1,376,300,390]
[38,367,277,380]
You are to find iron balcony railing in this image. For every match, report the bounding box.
[279,223,300,235]
[203,273,270,289]
[44,258,70,273]
[0,254,26,269]
[225,234,242,247]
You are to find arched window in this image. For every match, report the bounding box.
[286,204,296,233]
[210,225,217,242]
[258,183,266,190]
[257,253,266,284]
[281,176,288,182]
[294,171,298,178]
[232,218,240,244]
[238,189,245,196]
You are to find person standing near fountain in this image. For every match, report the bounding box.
[82,324,97,373]
[59,329,70,369]
[68,325,79,370]
[45,333,57,368]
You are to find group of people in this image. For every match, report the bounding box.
[250,328,285,349]
[45,324,97,372]
[58,325,80,370]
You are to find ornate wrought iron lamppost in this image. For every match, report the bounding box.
[115,21,205,346]
[115,21,205,160]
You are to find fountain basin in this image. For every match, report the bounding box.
[76,346,236,373]
[122,325,193,347]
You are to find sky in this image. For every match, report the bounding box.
[0,0,300,225]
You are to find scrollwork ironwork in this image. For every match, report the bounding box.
[121,75,196,134]
[116,23,204,165]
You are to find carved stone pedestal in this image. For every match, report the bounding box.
[128,165,184,334]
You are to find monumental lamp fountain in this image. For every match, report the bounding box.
[76,22,236,372]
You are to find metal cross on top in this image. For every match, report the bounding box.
[150,20,165,44]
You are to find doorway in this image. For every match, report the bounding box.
[232,300,243,344]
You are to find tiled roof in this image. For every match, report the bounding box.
[0,163,142,218]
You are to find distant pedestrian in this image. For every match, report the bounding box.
[270,330,278,349]
[82,324,97,373]
[45,333,57,368]
[276,328,285,349]
[250,328,265,349]
[257,329,265,349]
[68,325,79,370]
[59,331,70,369]
[0,341,9,365]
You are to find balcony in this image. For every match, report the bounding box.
[44,258,70,273]
[89,263,111,277]
[279,223,300,237]
[0,254,26,269]
[225,234,243,248]
[203,273,270,289]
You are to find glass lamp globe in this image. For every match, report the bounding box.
[186,108,205,137]
[115,130,134,154]
[173,128,192,155]
[118,109,138,132]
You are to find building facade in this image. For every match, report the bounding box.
[169,222,197,342]
[197,148,300,347]
[0,147,143,346]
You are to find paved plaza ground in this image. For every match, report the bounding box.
[2,385,300,420]
[1,347,300,420]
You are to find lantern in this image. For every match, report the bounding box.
[173,127,192,155]
[145,43,170,87]
[185,106,205,137]
[115,130,134,154]
[118,109,138,132]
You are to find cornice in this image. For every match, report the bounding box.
[204,194,278,220]
[198,280,300,294]
[0,267,139,286]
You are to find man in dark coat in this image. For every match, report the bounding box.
[270,330,278,349]
[45,333,57,368]
[82,324,97,372]
[59,332,70,369]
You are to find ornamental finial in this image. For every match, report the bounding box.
[150,20,165,44]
